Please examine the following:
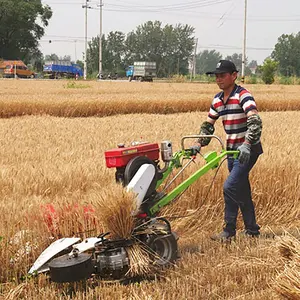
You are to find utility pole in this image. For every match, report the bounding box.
[190,38,198,82]
[193,38,198,79]
[82,0,91,80]
[241,0,247,83]
[98,0,103,79]
[74,40,77,62]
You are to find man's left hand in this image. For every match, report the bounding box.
[237,143,251,164]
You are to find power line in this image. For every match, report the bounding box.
[42,1,300,21]
[197,44,274,50]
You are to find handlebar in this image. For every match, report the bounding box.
[181,135,225,151]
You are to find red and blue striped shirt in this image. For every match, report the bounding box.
[208,85,261,151]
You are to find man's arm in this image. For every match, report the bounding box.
[205,117,216,126]
[237,109,262,164]
[195,117,216,147]
[244,109,262,145]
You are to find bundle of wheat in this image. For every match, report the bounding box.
[274,235,300,299]
[92,183,152,276]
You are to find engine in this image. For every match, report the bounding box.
[104,141,173,213]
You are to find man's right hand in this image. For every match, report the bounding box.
[189,144,201,155]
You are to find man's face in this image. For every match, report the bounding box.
[215,72,237,90]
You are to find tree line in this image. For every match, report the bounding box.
[1,0,300,80]
[86,21,195,77]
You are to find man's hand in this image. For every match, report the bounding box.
[198,121,215,146]
[237,143,251,164]
[189,144,201,156]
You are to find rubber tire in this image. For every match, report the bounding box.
[124,156,158,199]
[128,76,132,82]
[148,233,178,267]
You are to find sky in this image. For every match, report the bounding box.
[39,0,300,64]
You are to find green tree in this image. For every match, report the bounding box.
[105,31,126,74]
[76,60,84,70]
[124,21,195,77]
[44,54,59,62]
[272,32,300,76]
[0,0,52,62]
[173,24,195,75]
[87,21,195,77]
[195,50,222,74]
[259,58,278,84]
[225,53,252,75]
[225,53,243,70]
[87,32,126,76]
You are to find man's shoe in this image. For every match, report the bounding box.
[240,230,260,238]
[210,231,235,242]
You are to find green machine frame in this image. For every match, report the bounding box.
[149,135,239,216]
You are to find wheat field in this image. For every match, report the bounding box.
[0,80,299,299]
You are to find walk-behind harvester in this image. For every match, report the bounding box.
[29,135,238,283]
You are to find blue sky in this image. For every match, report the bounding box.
[40,0,300,64]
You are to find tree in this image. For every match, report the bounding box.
[60,55,71,62]
[248,60,258,74]
[76,60,84,70]
[44,54,59,62]
[0,0,52,62]
[124,21,195,77]
[195,50,222,74]
[225,53,252,75]
[272,32,300,76]
[259,58,278,84]
[105,31,126,74]
[87,21,195,77]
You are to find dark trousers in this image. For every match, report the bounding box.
[223,154,261,235]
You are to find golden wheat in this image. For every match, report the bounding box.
[0,80,299,117]
[274,235,300,299]
[0,81,299,299]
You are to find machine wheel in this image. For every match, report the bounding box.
[49,253,93,283]
[124,156,158,199]
[148,233,178,267]
[128,76,132,82]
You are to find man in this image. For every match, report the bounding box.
[195,60,263,241]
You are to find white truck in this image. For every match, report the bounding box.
[126,61,156,82]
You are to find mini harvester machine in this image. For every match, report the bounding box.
[29,135,238,283]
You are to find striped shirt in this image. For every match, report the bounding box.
[208,84,259,150]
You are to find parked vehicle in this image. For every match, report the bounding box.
[43,61,83,79]
[3,64,35,78]
[126,62,156,82]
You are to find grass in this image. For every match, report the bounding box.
[64,81,91,89]
[0,81,299,299]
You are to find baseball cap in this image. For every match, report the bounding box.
[206,60,238,75]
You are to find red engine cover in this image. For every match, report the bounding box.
[105,143,160,168]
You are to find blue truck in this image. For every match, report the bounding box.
[43,61,83,79]
[126,61,156,82]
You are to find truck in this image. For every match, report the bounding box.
[1,60,35,78]
[126,61,156,82]
[43,61,83,79]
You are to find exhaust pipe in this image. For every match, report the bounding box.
[159,141,172,173]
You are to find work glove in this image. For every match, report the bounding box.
[237,143,251,164]
[198,121,215,146]
[189,144,201,156]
